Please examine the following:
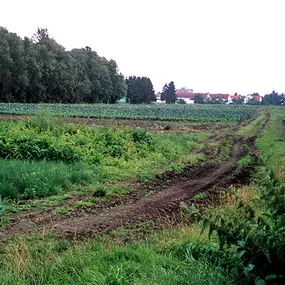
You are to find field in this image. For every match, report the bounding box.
[0,103,284,284]
[0,103,258,122]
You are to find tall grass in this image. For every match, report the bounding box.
[0,225,233,285]
[0,160,95,200]
[256,108,285,180]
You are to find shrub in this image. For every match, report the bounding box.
[196,168,285,284]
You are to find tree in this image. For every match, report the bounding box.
[0,26,127,104]
[0,27,14,102]
[161,81,176,104]
[262,91,285,106]
[106,59,127,103]
[246,98,260,105]
[126,76,156,104]
[232,96,244,104]
[194,93,205,104]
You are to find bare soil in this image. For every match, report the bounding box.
[0,114,232,133]
[0,136,257,241]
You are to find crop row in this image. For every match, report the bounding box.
[0,103,259,122]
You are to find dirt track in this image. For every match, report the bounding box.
[0,136,256,241]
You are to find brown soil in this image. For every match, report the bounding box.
[0,114,232,133]
[0,136,256,241]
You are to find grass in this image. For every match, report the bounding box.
[0,160,94,200]
[0,225,233,285]
[3,108,279,284]
[0,116,209,202]
[256,108,285,180]
[237,112,268,137]
[0,118,210,220]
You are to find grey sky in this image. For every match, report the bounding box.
[2,0,285,94]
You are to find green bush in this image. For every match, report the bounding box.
[25,109,59,132]
[0,121,155,164]
[195,168,285,284]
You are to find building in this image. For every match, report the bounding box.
[244,94,262,104]
[208,94,229,102]
[156,89,263,104]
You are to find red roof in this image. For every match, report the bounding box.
[251,95,262,100]
[176,92,209,99]
[230,95,242,99]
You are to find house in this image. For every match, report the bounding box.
[228,95,245,104]
[176,92,210,104]
[156,89,263,104]
[244,94,262,104]
[155,92,164,103]
[208,94,229,102]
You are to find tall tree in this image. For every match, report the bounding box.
[0,27,127,104]
[194,93,205,104]
[0,27,13,102]
[161,81,176,104]
[126,76,156,104]
[262,91,285,105]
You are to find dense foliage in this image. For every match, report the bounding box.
[194,94,205,104]
[0,111,206,200]
[0,27,127,103]
[0,118,154,166]
[161,82,177,104]
[262,91,285,106]
[0,103,258,122]
[126,76,156,103]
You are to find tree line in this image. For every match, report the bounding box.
[0,27,127,103]
[1,27,284,106]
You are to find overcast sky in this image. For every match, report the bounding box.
[1,0,284,94]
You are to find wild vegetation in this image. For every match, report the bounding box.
[0,111,208,202]
[0,105,284,285]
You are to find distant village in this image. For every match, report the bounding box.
[156,87,262,104]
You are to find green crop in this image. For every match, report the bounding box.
[0,103,259,122]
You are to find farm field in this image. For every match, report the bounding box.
[0,104,285,284]
[0,102,259,122]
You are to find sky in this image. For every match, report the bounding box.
[1,0,285,95]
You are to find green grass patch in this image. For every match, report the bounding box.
[0,160,94,200]
[0,118,209,202]
[0,224,233,285]
[238,112,268,137]
[256,108,285,180]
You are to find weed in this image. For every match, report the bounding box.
[194,193,206,200]
[51,207,73,215]
[75,200,93,208]
[93,186,107,198]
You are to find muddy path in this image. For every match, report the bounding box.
[0,136,256,241]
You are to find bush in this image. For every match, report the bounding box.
[26,109,59,132]
[176,98,187,104]
[195,168,285,284]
